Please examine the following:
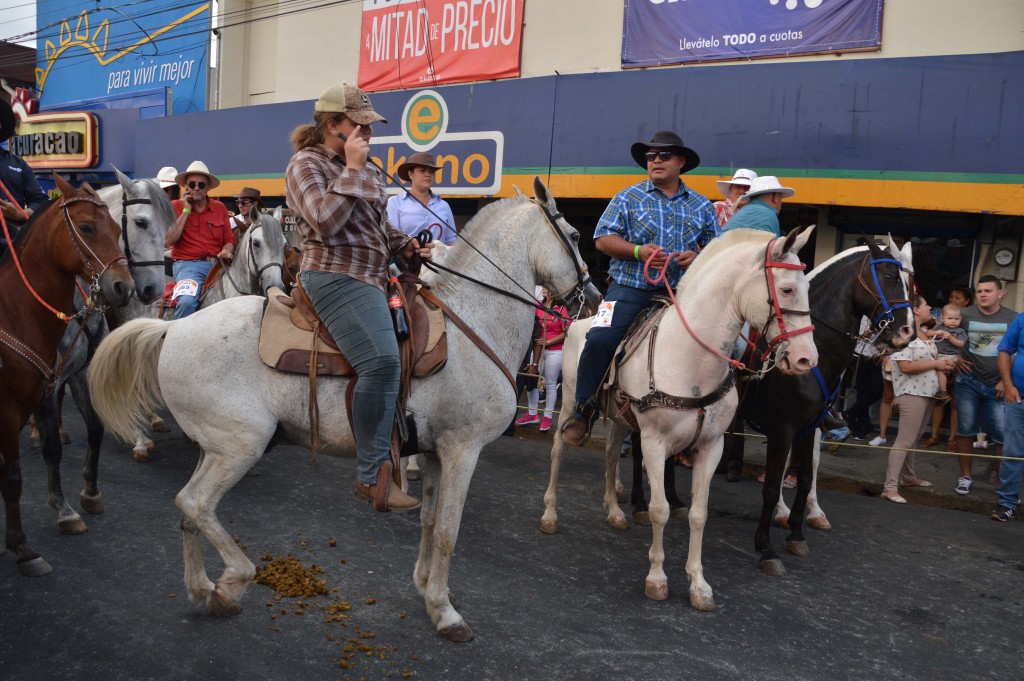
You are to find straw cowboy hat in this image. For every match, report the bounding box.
[175,160,221,190]
[629,130,701,174]
[743,176,795,200]
[0,98,16,142]
[315,83,387,126]
[156,166,178,189]
[233,186,264,207]
[716,168,758,197]
[397,152,441,182]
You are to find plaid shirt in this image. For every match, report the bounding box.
[595,179,719,289]
[286,144,412,291]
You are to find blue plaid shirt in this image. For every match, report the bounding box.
[595,179,719,289]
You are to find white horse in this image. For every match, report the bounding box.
[541,227,818,610]
[87,178,601,641]
[29,170,175,534]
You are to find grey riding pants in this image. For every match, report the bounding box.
[301,271,401,484]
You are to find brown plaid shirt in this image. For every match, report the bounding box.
[285,144,411,291]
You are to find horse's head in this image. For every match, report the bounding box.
[104,166,174,304]
[735,226,819,375]
[524,177,602,315]
[52,174,133,308]
[240,208,286,295]
[844,237,914,351]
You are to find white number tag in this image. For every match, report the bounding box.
[172,279,199,299]
[592,301,616,328]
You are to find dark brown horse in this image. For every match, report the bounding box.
[0,174,133,576]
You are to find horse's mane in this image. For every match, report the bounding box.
[251,211,286,253]
[807,245,868,281]
[432,195,527,273]
[137,178,177,231]
[682,228,771,284]
[0,197,57,266]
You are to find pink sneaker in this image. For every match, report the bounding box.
[516,413,540,426]
[539,416,553,432]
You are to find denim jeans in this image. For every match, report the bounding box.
[301,271,401,485]
[171,259,214,320]
[955,372,1005,444]
[997,400,1024,510]
[575,282,661,410]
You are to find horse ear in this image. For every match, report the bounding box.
[248,204,260,222]
[52,173,74,198]
[111,165,134,194]
[512,185,526,199]
[80,181,100,198]
[772,224,815,259]
[273,205,283,222]
[864,234,884,258]
[533,176,552,206]
[901,241,914,270]
[887,233,899,258]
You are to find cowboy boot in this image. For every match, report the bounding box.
[560,401,597,447]
[353,461,421,513]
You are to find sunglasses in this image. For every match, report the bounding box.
[645,150,675,162]
[187,181,207,190]
[237,199,253,205]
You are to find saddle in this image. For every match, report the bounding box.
[158,259,227,319]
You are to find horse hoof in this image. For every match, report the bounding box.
[539,519,559,535]
[439,621,474,643]
[775,515,790,529]
[787,540,810,557]
[210,589,243,617]
[132,448,150,462]
[18,557,54,577]
[808,516,832,531]
[670,507,688,521]
[151,420,172,433]
[29,434,40,449]
[608,515,629,530]
[760,559,787,577]
[644,581,669,601]
[689,591,716,611]
[407,469,421,481]
[80,493,104,515]
[58,517,88,535]
[632,511,651,526]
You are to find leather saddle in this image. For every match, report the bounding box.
[257,280,448,379]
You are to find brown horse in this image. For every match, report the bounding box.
[0,174,133,576]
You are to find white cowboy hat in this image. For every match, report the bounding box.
[716,168,758,197]
[174,160,221,190]
[743,175,795,200]
[156,166,178,189]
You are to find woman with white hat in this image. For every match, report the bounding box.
[713,168,757,226]
[156,166,180,201]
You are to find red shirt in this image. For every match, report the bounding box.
[170,199,234,261]
[536,305,570,351]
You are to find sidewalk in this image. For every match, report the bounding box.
[510,416,1010,518]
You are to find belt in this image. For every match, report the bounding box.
[202,256,218,262]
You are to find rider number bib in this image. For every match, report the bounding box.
[592,301,616,328]
[173,279,199,299]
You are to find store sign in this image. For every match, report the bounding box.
[10,95,98,169]
[373,90,503,194]
[622,0,883,67]
[358,0,524,92]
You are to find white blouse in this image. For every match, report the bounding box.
[889,338,940,398]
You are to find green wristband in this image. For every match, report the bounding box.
[181,209,192,216]
[633,244,641,261]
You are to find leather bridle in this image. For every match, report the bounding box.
[119,189,165,271]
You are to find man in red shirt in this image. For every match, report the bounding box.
[164,161,235,318]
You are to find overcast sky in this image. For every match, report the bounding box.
[1,1,37,47]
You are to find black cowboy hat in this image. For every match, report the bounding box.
[629,130,701,174]
[0,98,16,143]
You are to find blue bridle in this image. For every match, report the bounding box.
[866,256,912,329]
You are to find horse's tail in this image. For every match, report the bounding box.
[88,318,169,444]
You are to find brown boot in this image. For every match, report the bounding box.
[560,415,593,446]
[353,463,420,513]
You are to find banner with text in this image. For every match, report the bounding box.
[358,0,524,92]
[36,0,209,114]
[622,0,884,67]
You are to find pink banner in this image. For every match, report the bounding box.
[358,0,524,93]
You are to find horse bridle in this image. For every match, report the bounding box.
[61,194,129,301]
[530,199,594,317]
[218,223,284,296]
[858,254,912,333]
[120,189,165,270]
[753,238,816,364]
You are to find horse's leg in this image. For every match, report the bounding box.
[784,437,815,557]
[175,444,262,615]
[604,423,629,529]
[421,443,480,642]
[56,389,70,445]
[131,425,156,462]
[756,432,793,576]
[805,432,832,530]
[150,410,171,433]
[28,416,41,449]
[630,431,650,526]
[540,391,575,535]
[408,453,422,480]
[641,437,672,601]
[68,373,105,515]
[681,438,722,611]
[34,396,86,535]
[414,451,441,594]
[666,455,687,520]
[0,424,52,576]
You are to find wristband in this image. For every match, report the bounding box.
[181,208,192,216]
[633,244,641,261]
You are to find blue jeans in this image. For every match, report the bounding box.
[171,259,214,320]
[301,271,401,485]
[954,372,1005,444]
[575,282,661,410]
[997,400,1024,510]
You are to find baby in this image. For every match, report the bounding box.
[924,303,967,401]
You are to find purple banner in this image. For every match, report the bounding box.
[622,0,884,67]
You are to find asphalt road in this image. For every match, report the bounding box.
[2,413,1022,681]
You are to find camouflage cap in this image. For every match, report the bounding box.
[314,83,387,126]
